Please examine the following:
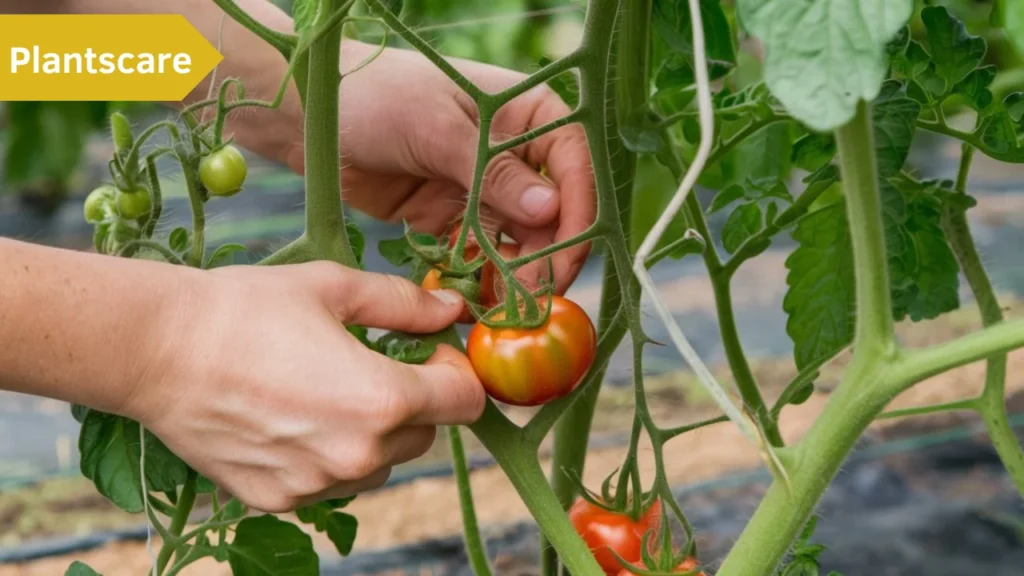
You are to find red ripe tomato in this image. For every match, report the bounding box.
[615,556,705,576]
[466,295,596,406]
[569,498,662,575]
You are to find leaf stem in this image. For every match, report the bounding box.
[877,398,979,420]
[155,472,198,574]
[211,0,296,57]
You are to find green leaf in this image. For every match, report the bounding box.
[346,222,366,266]
[797,516,818,545]
[205,243,248,269]
[1005,92,1024,123]
[296,501,359,556]
[65,561,101,576]
[228,515,318,575]
[709,184,744,213]
[886,25,910,57]
[652,0,736,87]
[890,195,960,322]
[722,202,763,254]
[784,204,854,370]
[169,227,190,253]
[732,122,793,183]
[791,132,836,172]
[921,6,987,90]
[893,40,931,79]
[71,404,90,424]
[953,66,996,111]
[978,110,1024,162]
[79,412,189,513]
[619,108,667,153]
[291,0,317,32]
[781,556,820,576]
[378,234,437,268]
[738,0,912,131]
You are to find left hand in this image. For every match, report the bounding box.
[287,41,596,294]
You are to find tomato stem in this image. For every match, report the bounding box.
[155,472,198,574]
[447,426,494,576]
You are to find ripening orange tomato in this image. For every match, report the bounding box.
[466,295,596,406]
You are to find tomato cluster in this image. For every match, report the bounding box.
[423,224,597,407]
[569,497,705,576]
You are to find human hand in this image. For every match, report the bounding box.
[121,262,485,513]
[286,42,596,294]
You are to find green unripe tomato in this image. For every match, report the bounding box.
[116,187,152,219]
[84,185,116,223]
[199,144,248,197]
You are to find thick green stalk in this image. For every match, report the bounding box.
[719,102,895,576]
[181,157,206,268]
[542,2,650,574]
[941,145,1024,495]
[837,101,896,357]
[303,0,357,267]
[156,472,198,574]
[448,426,493,576]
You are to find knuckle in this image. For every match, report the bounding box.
[332,440,384,481]
[254,492,295,514]
[374,379,417,429]
[484,152,523,191]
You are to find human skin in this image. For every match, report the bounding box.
[2,0,595,511]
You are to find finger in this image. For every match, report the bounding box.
[505,222,587,295]
[382,425,437,466]
[404,345,485,426]
[318,266,464,332]
[480,151,560,227]
[301,467,392,507]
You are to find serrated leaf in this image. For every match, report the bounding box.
[722,202,763,254]
[891,195,960,321]
[79,412,189,513]
[65,562,101,576]
[921,6,987,90]
[784,204,854,370]
[709,184,745,213]
[782,557,821,576]
[978,110,1024,162]
[886,25,910,57]
[893,40,931,79]
[953,66,996,111]
[228,515,318,575]
[796,543,829,558]
[738,0,913,131]
[296,501,359,556]
[169,227,189,253]
[791,132,836,172]
[205,243,247,269]
[378,234,437,268]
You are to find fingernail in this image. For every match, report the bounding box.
[430,290,461,305]
[518,186,554,218]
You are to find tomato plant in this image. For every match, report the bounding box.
[569,498,661,575]
[467,296,597,406]
[83,185,115,223]
[199,144,248,197]
[65,0,1024,575]
[616,556,703,576]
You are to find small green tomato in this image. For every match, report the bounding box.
[116,186,152,219]
[199,144,248,197]
[84,185,116,223]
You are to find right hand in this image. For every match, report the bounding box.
[121,262,485,513]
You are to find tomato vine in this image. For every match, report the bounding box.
[66,1,1024,575]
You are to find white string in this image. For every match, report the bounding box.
[630,0,790,487]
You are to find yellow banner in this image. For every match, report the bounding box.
[0,15,223,101]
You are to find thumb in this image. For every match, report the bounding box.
[316,265,464,332]
[481,152,560,227]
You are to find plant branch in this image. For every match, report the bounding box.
[490,108,587,156]
[494,51,583,105]
[211,0,296,57]
[155,472,198,574]
[885,318,1024,394]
